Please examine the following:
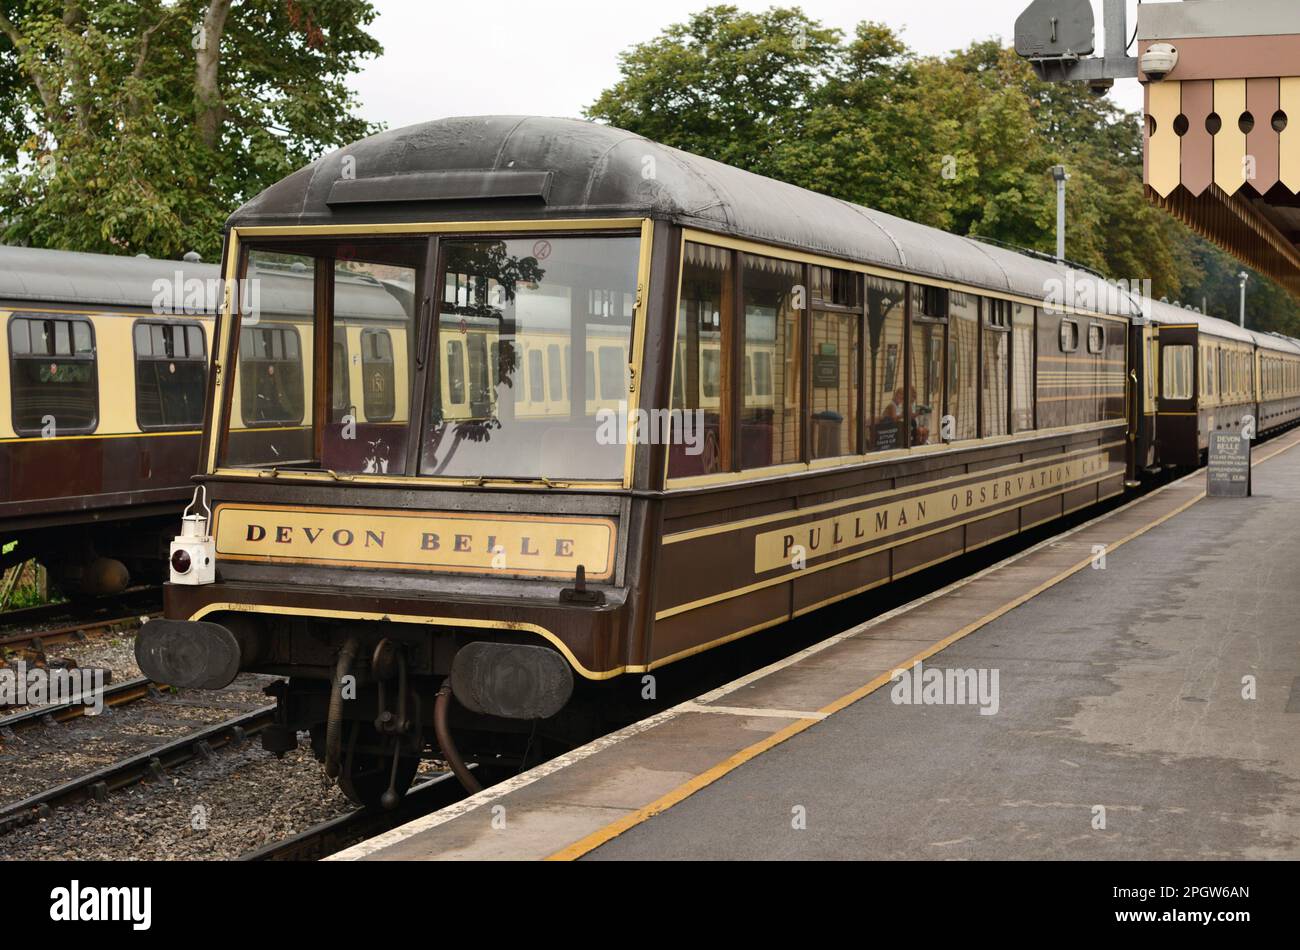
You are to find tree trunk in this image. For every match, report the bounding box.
[196,0,235,149]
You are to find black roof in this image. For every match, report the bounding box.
[230,116,1299,348]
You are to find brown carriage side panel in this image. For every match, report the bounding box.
[650,585,789,667]
[893,525,965,578]
[965,508,1020,549]
[791,549,890,616]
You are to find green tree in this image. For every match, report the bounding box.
[0,0,382,260]
[585,5,1215,304]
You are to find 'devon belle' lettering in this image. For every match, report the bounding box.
[215,507,616,580]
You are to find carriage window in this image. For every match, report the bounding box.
[1011,305,1035,433]
[1060,320,1080,353]
[134,320,207,430]
[9,314,98,435]
[864,277,905,451]
[982,300,1010,438]
[740,253,801,469]
[670,242,731,478]
[1162,344,1194,400]
[809,267,862,460]
[361,328,395,422]
[1087,324,1105,355]
[421,234,639,481]
[948,293,978,441]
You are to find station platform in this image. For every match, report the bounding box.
[332,429,1300,861]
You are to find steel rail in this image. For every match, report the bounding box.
[0,704,274,835]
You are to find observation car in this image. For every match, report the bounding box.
[135,116,1300,806]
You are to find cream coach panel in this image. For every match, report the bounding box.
[0,310,14,439]
[96,315,137,435]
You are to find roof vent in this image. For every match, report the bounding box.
[326,170,553,207]
[183,250,202,263]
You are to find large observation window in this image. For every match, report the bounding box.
[419,235,639,481]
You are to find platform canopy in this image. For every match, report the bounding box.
[1140,0,1300,296]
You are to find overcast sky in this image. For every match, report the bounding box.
[349,0,1146,130]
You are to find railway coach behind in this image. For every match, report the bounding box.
[0,247,218,594]
[142,116,1237,805]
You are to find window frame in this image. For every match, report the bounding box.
[1086,322,1105,356]
[8,311,100,437]
[131,317,209,432]
[1060,319,1080,354]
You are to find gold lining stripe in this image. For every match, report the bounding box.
[188,602,627,681]
[654,469,1120,621]
[663,441,1125,545]
[0,429,200,444]
[664,421,1126,491]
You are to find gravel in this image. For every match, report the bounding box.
[0,739,358,860]
[1,627,454,860]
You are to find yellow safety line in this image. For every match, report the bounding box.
[546,431,1300,860]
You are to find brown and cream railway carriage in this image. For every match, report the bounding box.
[0,247,219,593]
[138,116,1300,805]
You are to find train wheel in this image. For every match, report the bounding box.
[337,722,420,810]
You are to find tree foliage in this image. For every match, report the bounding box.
[0,0,381,260]
[587,5,1300,334]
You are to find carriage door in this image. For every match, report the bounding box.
[1157,324,1199,466]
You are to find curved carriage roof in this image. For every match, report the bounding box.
[231,115,1300,347]
[0,245,220,311]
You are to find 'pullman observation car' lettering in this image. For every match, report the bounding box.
[139,116,1300,806]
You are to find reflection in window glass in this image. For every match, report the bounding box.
[331,330,348,423]
[669,242,730,478]
[361,328,395,422]
[226,251,315,467]
[740,253,801,469]
[598,346,624,401]
[239,326,304,426]
[864,278,906,451]
[910,318,944,446]
[948,293,978,441]
[1011,305,1035,433]
[421,236,638,480]
[326,243,420,475]
[809,308,860,459]
[982,305,1009,438]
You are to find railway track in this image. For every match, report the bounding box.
[0,586,161,632]
[241,768,471,861]
[0,704,274,836]
[0,612,157,660]
[0,677,157,736]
